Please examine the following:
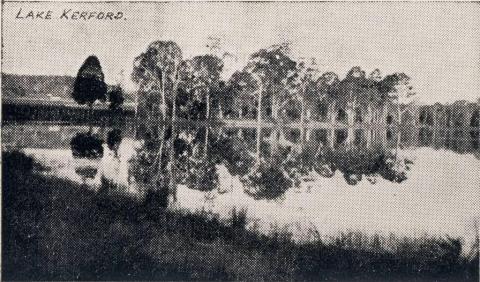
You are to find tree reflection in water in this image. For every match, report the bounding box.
[70,132,104,184]
[128,124,417,203]
[107,129,123,158]
[75,166,98,180]
[70,132,104,159]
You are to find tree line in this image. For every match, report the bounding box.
[73,41,418,124]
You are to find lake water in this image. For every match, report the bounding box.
[2,122,480,248]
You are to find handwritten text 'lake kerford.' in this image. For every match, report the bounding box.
[15,8,125,21]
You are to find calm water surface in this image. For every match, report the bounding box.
[3,122,480,246]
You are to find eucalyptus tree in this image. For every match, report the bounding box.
[334,67,368,126]
[132,41,183,121]
[245,43,297,120]
[362,69,383,124]
[178,55,223,120]
[288,58,321,126]
[317,72,340,122]
[378,73,416,125]
[228,71,263,120]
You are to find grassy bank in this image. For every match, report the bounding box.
[2,102,134,123]
[2,151,478,281]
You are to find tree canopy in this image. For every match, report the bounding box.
[131,40,420,124]
[132,41,183,120]
[72,55,108,107]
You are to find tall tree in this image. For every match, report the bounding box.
[363,69,383,124]
[72,56,107,115]
[317,72,340,123]
[334,67,368,126]
[229,71,262,121]
[245,43,297,120]
[378,73,416,125]
[179,55,223,120]
[132,41,183,121]
[288,58,320,127]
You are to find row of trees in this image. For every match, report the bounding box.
[131,41,416,124]
[70,41,419,125]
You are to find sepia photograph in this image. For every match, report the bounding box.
[1,1,479,281]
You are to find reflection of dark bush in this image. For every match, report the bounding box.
[70,133,104,159]
[75,166,98,179]
[185,161,219,192]
[335,130,348,145]
[209,136,255,177]
[229,207,248,231]
[173,137,190,156]
[314,163,336,178]
[243,164,292,200]
[377,155,412,184]
[380,169,407,184]
[344,173,363,186]
[107,129,123,152]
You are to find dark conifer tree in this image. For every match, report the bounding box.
[72,56,108,113]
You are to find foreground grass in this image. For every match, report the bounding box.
[2,151,478,281]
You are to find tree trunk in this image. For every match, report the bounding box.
[168,125,177,203]
[171,78,179,122]
[271,128,279,158]
[134,95,138,118]
[366,129,372,149]
[172,97,177,122]
[218,104,223,119]
[328,128,334,148]
[397,102,401,126]
[300,91,305,140]
[366,106,372,125]
[272,99,278,121]
[156,126,166,183]
[205,126,209,157]
[347,101,355,127]
[161,73,166,122]
[381,104,388,125]
[257,85,263,125]
[329,102,336,124]
[256,126,261,161]
[347,127,354,149]
[206,92,210,120]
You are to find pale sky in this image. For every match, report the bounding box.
[2,2,480,104]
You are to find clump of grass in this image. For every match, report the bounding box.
[229,207,248,231]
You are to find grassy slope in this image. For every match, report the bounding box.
[2,151,478,281]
